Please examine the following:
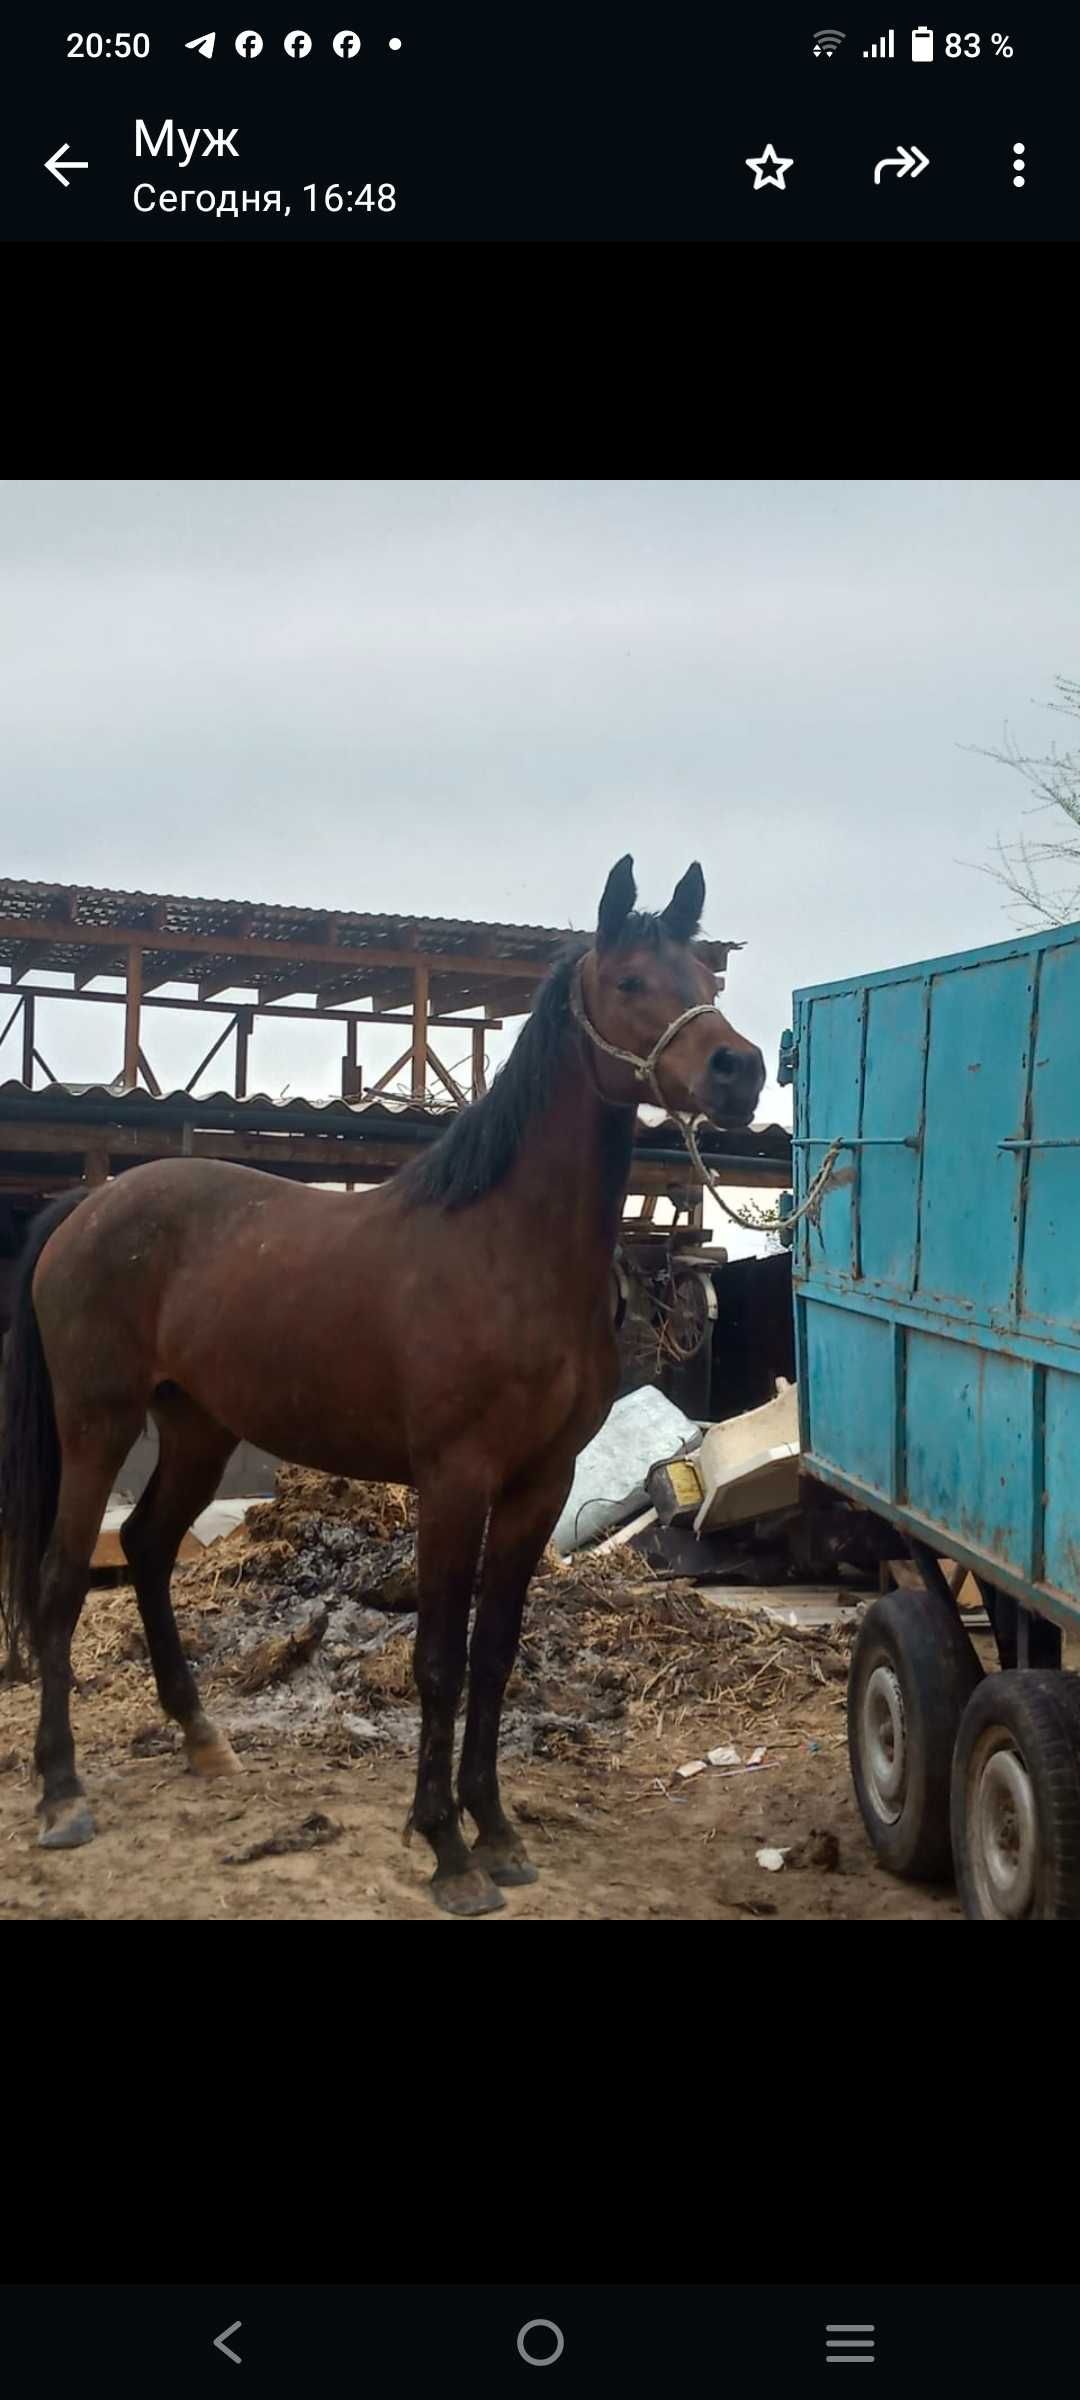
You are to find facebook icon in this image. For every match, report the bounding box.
[332,29,361,56]
[284,29,312,55]
[234,29,264,56]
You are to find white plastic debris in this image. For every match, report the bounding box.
[551,1385,701,1556]
[748,1745,767,1766]
[676,1759,708,1780]
[693,1383,800,1535]
[756,1846,789,1872]
[707,1745,741,1769]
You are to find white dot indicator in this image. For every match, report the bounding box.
[389,36,402,48]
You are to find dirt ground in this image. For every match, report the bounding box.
[0,1467,974,1921]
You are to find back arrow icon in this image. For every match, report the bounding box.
[874,143,929,183]
[45,143,89,186]
[214,2322,242,2365]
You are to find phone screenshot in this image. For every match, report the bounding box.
[2,8,1074,241]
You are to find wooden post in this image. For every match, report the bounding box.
[21,993,35,1088]
[411,964,429,1103]
[471,1024,486,1100]
[236,1006,252,1099]
[123,943,143,1089]
[84,1147,109,1187]
[136,1046,161,1097]
[342,1018,361,1100]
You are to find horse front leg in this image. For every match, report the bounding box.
[408,1476,499,1917]
[458,1457,574,1887]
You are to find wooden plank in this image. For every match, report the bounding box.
[184,1014,237,1095]
[9,941,54,982]
[316,974,405,1010]
[426,1044,467,1106]
[10,982,501,1032]
[0,1115,786,1192]
[471,1023,486,1101]
[411,965,429,1103]
[21,992,34,1087]
[235,1007,252,1099]
[136,1046,161,1097]
[0,915,545,980]
[363,1044,413,1100]
[140,964,185,994]
[342,1018,361,1100]
[75,954,124,989]
[122,944,142,1089]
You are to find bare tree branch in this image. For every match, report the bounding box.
[962,676,1080,928]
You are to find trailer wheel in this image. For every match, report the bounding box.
[847,1587,983,1880]
[951,1671,1080,1920]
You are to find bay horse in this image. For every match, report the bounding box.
[0,857,764,1915]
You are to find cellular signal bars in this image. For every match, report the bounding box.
[863,28,895,55]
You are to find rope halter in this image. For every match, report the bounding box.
[568,957,718,1112]
[568,957,841,1236]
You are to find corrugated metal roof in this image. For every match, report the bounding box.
[0,1079,455,1130]
[0,877,736,1001]
[0,874,578,950]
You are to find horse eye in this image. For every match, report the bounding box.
[618,975,645,995]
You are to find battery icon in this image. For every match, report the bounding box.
[911,25,934,58]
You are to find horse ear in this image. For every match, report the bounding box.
[661,861,705,943]
[597,855,636,949]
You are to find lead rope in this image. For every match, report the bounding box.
[570,962,842,1236]
[682,1114,843,1236]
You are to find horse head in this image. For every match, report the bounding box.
[577,854,765,1127]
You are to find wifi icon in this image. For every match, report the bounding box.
[812,28,846,54]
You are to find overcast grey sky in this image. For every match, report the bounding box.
[2,480,1076,1246]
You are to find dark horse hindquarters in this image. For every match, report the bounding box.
[0,1188,87,1680]
[0,858,765,1913]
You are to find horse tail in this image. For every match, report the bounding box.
[0,1189,88,1680]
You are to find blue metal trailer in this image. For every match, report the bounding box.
[780,916,1080,1919]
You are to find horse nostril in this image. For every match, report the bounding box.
[711,1048,737,1077]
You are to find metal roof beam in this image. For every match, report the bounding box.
[0,914,549,980]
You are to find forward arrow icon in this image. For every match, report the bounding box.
[874,143,929,184]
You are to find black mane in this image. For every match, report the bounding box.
[399,915,669,1212]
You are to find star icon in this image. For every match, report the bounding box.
[746,142,795,191]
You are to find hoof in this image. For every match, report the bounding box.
[471,1841,539,1888]
[38,1797,95,1850]
[431,1866,506,1918]
[184,1717,242,1777]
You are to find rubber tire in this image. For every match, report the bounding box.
[951,1669,1080,1921]
[847,1586,983,1881]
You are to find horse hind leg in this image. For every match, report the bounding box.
[36,1425,144,1848]
[121,1389,239,1777]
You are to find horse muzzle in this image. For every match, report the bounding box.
[698,1043,766,1128]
